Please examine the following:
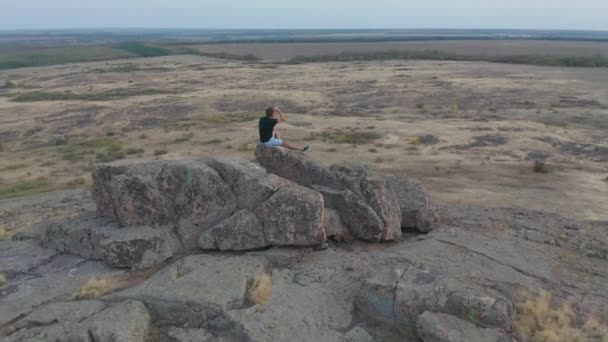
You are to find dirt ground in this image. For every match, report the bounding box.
[0,55,606,223]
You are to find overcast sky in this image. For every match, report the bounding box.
[1,0,607,31]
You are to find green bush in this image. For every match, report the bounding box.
[125,148,144,155]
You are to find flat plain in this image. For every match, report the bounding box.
[0,52,607,222]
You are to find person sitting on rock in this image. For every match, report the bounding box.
[259,106,310,153]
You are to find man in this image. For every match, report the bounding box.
[259,106,310,153]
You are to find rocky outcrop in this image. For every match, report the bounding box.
[386,175,439,232]
[44,158,333,267]
[44,153,438,267]
[255,145,415,241]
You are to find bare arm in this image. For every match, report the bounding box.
[274,107,287,123]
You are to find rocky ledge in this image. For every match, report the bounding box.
[1,146,606,342]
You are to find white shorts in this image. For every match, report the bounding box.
[262,137,283,147]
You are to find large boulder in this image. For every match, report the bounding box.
[255,186,326,246]
[386,175,439,232]
[99,227,181,269]
[198,210,267,251]
[87,300,151,342]
[92,160,236,237]
[204,158,293,211]
[44,216,181,269]
[45,158,335,269]
[255,145,402,241]
[416,311,513,342]
[255,144,340,188]
[314,185,386,241]
[330,162,402,240]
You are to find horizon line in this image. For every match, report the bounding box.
[1,27,608,33]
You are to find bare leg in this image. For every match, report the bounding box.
[274,130,281,139]
[281,140,303,151]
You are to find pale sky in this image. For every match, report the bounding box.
[1,0,607,31]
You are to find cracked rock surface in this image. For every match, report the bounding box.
[1,151,606,341]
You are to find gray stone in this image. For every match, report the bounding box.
[330,162,402,240]
[354,269,404,327]
[314,186,385,241]
[14,300,105,330]
[255,186,326,246]
[166,327,215,342]
[100,226,181,269]
[249,247,313,267]
[342,326,375,342]
[88,300,151,342]
[43,215,116,260]
[0,257,120,328]
[323,208,351,241]
[394,267,513,333]
[386,175,439,232]
[255,146,402,242]
[204,157,293,211]
[255,144,340,188]
[44,216,181,269]
[198,210,267,251]
[111,255,270,328]
[416,311,513,342]
[356,267,514,337]
[0,240,57,275]
[92,160,237,241]
[156,161,237,237]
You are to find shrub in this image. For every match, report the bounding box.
[0,273,5,286]
[138,133,148,139]
[368,148,378,153]
[416,103,425,110]
[204,138,223,145]
[0,228,11,241]
[105,131,117,137]
[247,274,272,305]
[125,147,144,155]
[72,276,118,300]
[95,150,125,163]
[514,290,608,342]
[173,133,194,144]
[154,149,168,156]
[534,160,549,173]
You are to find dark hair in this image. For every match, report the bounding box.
[265,107,275,117]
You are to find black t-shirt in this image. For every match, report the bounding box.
[259,117,278,142]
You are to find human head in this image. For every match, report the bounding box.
[265,107,275,118]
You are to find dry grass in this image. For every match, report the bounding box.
[0,227,13,240]
[72,276,119,300]
[247,274,272,305]
[514,290,608,342]
[0,273,6,286]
